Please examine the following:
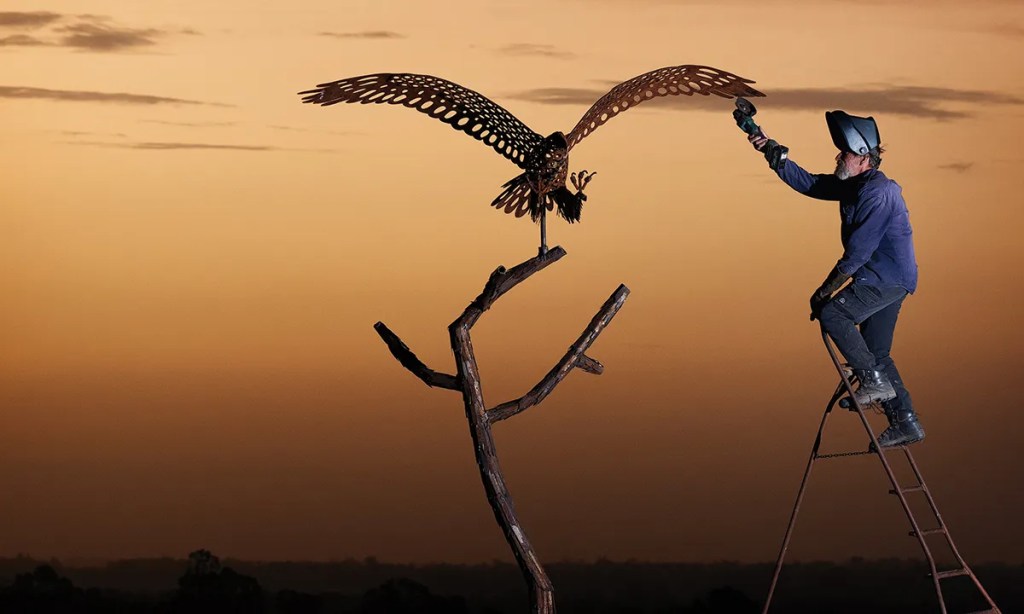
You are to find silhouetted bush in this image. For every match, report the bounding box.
[276,588,322,614]
[689,585,759,613]
[1,555,1020,613]
[0,565,82,613]
[359,577,468,613]
[168,549,264,613]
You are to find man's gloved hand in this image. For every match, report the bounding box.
[809,265,852,321]
[748,132,787,170]
[809,289,831,322]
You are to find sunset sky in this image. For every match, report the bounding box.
[2,1,1023,568]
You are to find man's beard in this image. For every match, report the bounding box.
[834,162,852,180]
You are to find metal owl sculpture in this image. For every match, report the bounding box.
[299,65,764,253]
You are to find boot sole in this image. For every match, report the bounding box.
[879,434,925,448]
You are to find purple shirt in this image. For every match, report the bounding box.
[776,160,918,294]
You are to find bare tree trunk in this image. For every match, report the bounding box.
[374,246,629,614]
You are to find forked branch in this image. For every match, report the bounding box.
[488,284,629,423]
[373,246,628,614]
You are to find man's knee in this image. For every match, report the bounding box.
[818,300,853,332]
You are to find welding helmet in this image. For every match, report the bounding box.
[825,110,880,155]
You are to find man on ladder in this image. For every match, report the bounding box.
[746,109,924,447]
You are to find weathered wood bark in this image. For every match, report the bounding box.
[374,246,629,614]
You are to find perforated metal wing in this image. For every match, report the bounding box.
[299,73,543,169]
[565,65,765,150]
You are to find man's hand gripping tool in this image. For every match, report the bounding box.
[734,97,788,171]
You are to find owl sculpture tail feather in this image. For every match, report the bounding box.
[491,174,533,218]
[549,186,583,223]
[491,174,583,223]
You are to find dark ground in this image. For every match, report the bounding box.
[0,553,1020,613]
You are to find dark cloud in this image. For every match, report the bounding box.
[495,43,575,59]
[506,83,1024,121]
[142,119,237,127]
[66,140,336,153]
[318,30,405,39]
[983,23,1024,37]
[0,34,50,46]
[66,140,271,151]
[267,124,357,135]
[0,11,61,28]
[125,142,275,151]
[137,121,354,135]
[0,14,195,51]
[733,86,1024,120]
[505,87,603,106]
[55,22,161,51]
[59,130,128,137]
[938,162,974,173]
[0,85,229,106]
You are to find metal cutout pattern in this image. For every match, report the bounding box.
[299,73,543,170]
[492,174,535,218]
[566,65,765,150]
[300,66,764,228]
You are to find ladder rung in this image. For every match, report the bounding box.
[889,485,925,495]
[933,568,969,580]
[909,528,945,537]
[965,610,998,614]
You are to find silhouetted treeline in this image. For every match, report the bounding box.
[0,553,1021,613]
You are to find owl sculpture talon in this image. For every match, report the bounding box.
[572,170,596,194]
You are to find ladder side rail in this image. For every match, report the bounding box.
[764,327,1003,613]
[901,448,1003,612]
[761,382,845,614]
[820,329,950,613]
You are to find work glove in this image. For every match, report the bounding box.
[809,265,851,321]
[748,133,787,170]
[809,291,830,322]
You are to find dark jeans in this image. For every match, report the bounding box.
[819,283,914,413]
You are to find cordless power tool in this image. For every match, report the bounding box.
[734,97,788,170]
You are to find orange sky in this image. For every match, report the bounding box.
[2,1,1023,565]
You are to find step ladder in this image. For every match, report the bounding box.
[761,328,1001,614]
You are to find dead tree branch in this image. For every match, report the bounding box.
[575,354,604,375]
[375,246,629,614]
[373,322,459,390]
[459,246,567,328]
[488,284,629,423]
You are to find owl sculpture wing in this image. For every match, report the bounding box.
[299,73,543,170]
[565,65,765,151]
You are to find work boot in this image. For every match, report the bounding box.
[851,368,897,407]
[877,406,926,447]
